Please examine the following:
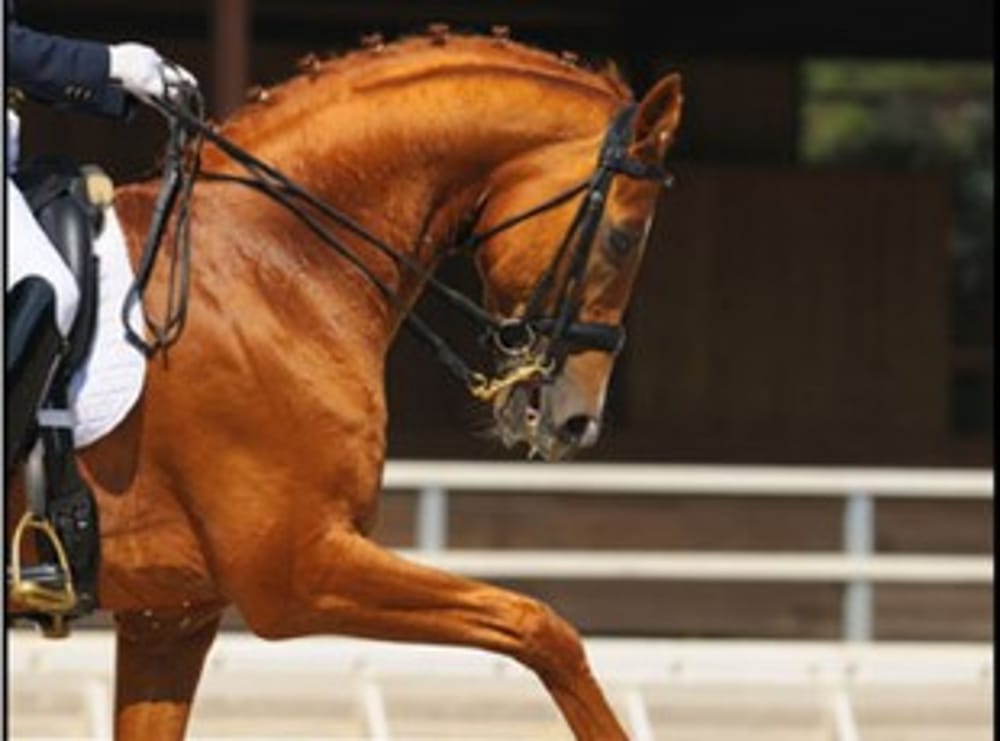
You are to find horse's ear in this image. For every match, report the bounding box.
[630,73,683,163]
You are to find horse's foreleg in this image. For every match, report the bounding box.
[113,605,222,741]
[241,533,627,741]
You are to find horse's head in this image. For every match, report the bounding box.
[473,73,683,460]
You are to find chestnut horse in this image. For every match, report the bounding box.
[12,33,681,740]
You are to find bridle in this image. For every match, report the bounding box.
[470,104,671,384]
[126,79,671,401]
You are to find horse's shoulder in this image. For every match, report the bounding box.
[113,182,158,235]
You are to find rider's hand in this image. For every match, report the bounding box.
[108,43,198,102]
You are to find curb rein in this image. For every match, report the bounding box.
[126,82,671,401]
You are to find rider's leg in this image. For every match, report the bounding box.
[6,178,81,335]
[5,178,80,475]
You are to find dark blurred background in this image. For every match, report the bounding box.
[11,0,993,638]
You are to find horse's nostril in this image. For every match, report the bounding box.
[559,414,598,445]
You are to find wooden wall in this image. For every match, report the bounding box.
[622,164,953,465]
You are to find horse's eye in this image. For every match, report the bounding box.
[605,226,637,259]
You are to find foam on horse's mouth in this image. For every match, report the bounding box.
[495,381,540,449]
[493,381,578,462]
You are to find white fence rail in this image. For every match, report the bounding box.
[382,461,994,641]
[395,550,992,582]
[8,632,994,741]
[383,462,994,497]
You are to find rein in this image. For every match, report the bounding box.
[127,85,669,399]
[120,85,205,355]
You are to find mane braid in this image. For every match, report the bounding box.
[219,33,632,137]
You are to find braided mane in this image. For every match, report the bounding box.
[219,32,632,138]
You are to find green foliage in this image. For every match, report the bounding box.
[801,61,993,171]
[804,61,993,97]
[801,59,993,349]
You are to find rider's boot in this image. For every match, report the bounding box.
[5,276,66,477]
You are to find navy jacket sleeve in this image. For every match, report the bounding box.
[5,9,129,117]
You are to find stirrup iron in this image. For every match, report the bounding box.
[9,511,78,621]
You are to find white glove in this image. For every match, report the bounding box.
[108,42,198,101]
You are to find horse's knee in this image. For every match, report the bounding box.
[115,606,222,647]
[503,596,588,684]
[114,606,222,713]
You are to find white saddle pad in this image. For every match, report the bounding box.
[68,205,146,448]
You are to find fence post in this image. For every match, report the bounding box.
[842,491,875,641]
[416,486,448,552]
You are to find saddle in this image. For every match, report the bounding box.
[7,156,112,638]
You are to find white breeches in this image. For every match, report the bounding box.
[5,110,80,337]
[6,178,81,337]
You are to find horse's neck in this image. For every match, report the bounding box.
[236,81,612,312]
[120,71,619,363]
